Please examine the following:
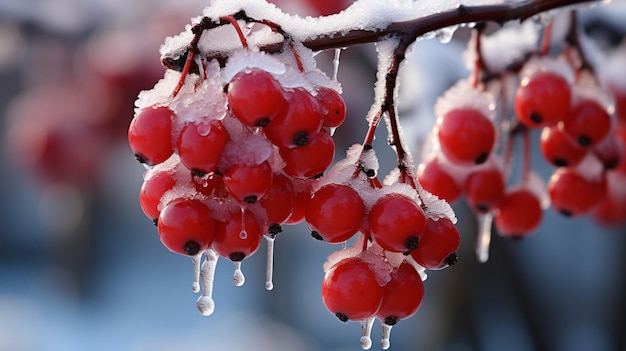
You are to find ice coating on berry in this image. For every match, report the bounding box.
[518,55,575,86]
[434,79,496,123]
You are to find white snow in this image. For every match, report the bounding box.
[434,79,496,123]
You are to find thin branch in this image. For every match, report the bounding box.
[162,0,596,71]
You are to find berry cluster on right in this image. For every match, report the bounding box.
[418,23,626,249]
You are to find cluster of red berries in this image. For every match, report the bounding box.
[128,46,346,293]
[417,81,547,241]
[418,53,625,245]
[307,144,460,349]
[130,31,462,346]
[515,57,626,223]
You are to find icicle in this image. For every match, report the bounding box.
[360,317,375,350]
[191,252,202,293]
[264,235,275,290]
[341,241,347,250]
[233,261,246,286]
[329,126,337,136]
[332,48,341,82]
[197,249,218,316]
[239,207,248,239]
[381,323,393,350]
[476,212,493,263]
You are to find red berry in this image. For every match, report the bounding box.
[192,172,227,198]
[416,157,462,203]
[548,167,606,217]
[305,183,365,243]
[224,161,273,204]
[540,126,587,167]
[264,88,323,148]
[280,129,335,179]
[562,98,612,148]
[376,262,424,325]
[177,120,229,175]
[284,180,312,224]
[157,199,215,256]
[227,68,287,127]
[464,167,506,213]
[494,188,543,238]
[437,108,495,164]
[259,173,295,225]
[592,135,622,170]
[128,106,175,165]
[368,193,427,253]
[321,256,385,322]
[515,71,572,127]
[315,87,347,128]
[411,217,460,269]
[212,208,264,261]
[139,168,177,221]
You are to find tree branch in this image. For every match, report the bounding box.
[162,0,596,71]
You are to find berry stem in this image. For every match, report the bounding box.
[469,24,487,88]
[564,10,596,77]
[220,15,249,48]
[539,18,554,55]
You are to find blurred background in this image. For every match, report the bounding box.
[0,0,625,350]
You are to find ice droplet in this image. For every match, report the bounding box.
[435,25,458,44]
[381,323,393,350]
[197,249,218,316]
[197,295,215,316]
[476,212,493,263]
[360,317,375,350]
[191,252,202,293]
[233,261,245,286]
[265,235,275,291]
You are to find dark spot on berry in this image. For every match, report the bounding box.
[577,135,592,147]
[268,224,282,237]
[311,231,324,241]
[244,195,258,204]
[384,316,399,326]
[335,312,349,322]
[191,169,206,177]
[475,203,489,213]
[255,117,270,127]
[313,173,324,179]
[134,153,148,165]
[559,209,573,217]
[293,131,310,146]
[553,158,568,167]
[229,252,246,262]
[363,143,373,151]
[365,169,376,178]
[152,218,158,226]
[214,169,223,176]
[529,111,543,124]
[183,241,201,255]
[445,253,458,266]
[404,236,419,251]
[604,158,619,170]
[475,152,489,164]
